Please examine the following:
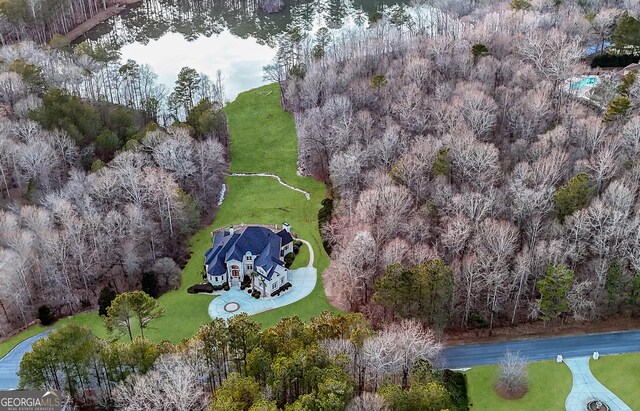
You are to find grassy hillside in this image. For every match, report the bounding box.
[0,82,338,356]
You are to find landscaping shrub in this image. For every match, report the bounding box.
[187,283,214,294]
[591,53,639,68]
[98,287,117,316]
[141,271,160,298]
[293,243,300,254]
[272,282,292,296]
[36,305,55,325]
[223,283,230,291]
[284,252,295,268]
[439,369,469,411]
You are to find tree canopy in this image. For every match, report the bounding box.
[536,265,575,321]
[374,260,454,330]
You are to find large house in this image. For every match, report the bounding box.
[203,224,294,296]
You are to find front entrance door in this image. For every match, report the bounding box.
[231,265,240,287]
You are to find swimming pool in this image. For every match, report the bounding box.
[571,77,599,90]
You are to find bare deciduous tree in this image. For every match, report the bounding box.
[497,351,528,398]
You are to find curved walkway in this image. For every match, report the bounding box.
[227,173,311,200]
[0,331,50,390]
[564,357,631,411]
[208,238,316,320]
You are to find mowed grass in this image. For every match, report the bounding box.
[225,83,300,181]
[465,360,572,410]
[216,82,339,325]
[0,82,338,355]
[590,353,640,410]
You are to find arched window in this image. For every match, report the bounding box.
[231,265,240,277]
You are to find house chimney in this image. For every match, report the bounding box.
[229,226,235,235]
[283,222,290,233]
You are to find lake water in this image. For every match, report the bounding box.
[78,0,410,100]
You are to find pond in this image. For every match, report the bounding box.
[77,0,411,100]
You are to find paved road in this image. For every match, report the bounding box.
[0,331,50,390]
[439,330,640,369]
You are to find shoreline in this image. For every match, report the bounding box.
[63,0,143,44]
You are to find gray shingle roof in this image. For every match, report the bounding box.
[276,229,294,245]
[205,226,286,280]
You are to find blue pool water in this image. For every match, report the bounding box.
[571,77,599,90]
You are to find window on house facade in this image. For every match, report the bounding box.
[247,264,253,270]
[272,283,277,290]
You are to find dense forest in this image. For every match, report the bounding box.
[19,311,467,411]
[276,0,640,332]
[0,40,228,337]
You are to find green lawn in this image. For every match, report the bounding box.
[289,241,310,269]
[590,353,640,410]
[0,82,338,355]
[465,360,572,410]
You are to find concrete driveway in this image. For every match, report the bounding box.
[0,331,50,390]
[564,357,631,411]
[440,330,640,369]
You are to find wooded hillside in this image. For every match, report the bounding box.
[279,0,640,331]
